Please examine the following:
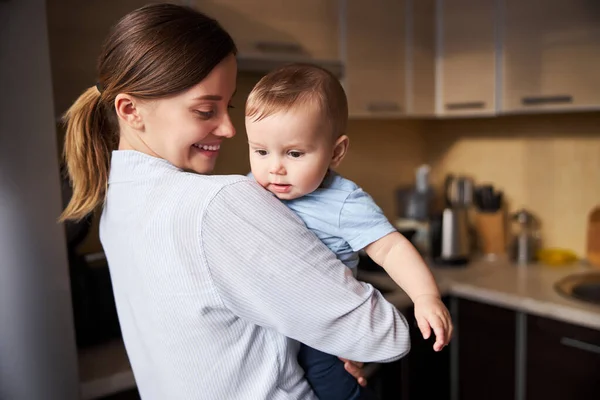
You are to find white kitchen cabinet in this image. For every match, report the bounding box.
[343,0,408,118]
[191,0,342,75]
[437,0,497,117]
[407,0,437,116]
[502,0,600,112]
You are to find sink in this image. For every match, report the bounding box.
[555,272,600,306]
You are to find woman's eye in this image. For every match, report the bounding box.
[288,151,304,158]
[195,110,214,119]
[255,150,267,156]
[228,104,235,110]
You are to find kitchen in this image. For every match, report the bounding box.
[2,0,600,399]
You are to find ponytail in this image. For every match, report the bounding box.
[59,86,114,222]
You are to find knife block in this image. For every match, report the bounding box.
[475,210,506,256]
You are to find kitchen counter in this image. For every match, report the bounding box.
[358,257,600,331]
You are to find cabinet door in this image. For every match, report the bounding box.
[192,0,340,62]
[399,301,451,400]
[438,0,497,116]
[458,299,515,400]
[527,315,600,399]
[344,0,407,118]
[407,0,437,116]
[502,0,600,112]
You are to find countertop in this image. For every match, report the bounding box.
[358,256,600,331]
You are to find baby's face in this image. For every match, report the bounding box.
[246,106,334,200]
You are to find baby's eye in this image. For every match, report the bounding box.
[255,149,268,156]
[288,151,304,158]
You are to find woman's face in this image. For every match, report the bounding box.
[128,54,238,174]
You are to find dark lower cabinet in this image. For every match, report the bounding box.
[526,315,600,400]
[399,300,451,400]
[457,298,516,400]
[367,299,451,400]
[368,357,404,399]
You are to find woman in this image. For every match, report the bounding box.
[60,4,410,399]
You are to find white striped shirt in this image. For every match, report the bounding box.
[100,151,410,400]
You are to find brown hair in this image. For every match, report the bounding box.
[245,63,348,138]
[60,3,236,221]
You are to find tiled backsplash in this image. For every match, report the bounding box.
[424,113,600,256]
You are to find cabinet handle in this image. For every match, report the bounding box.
[254,41,304,55]
[521,95,573,106]
[560,337,600,355]
[367,101,401,112]
[445,101,485,111]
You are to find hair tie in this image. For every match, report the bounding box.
[95,82,104,93]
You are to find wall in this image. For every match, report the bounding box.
[0,0,79,398]
[423,112,600,257]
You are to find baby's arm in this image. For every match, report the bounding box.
[365,232,453,351]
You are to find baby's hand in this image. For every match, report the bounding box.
[413,294,453,352]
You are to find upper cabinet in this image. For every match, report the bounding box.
[437,0,497,116]
[192,0,342,76]
[343,0,407,118]
[502,0,600,112]
[46,0,600,121]
[406,0,437,116]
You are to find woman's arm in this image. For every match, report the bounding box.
[202,180,410,363]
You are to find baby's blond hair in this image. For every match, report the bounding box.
[246,63,348,138]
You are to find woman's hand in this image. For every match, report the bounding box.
[339,358,367,387]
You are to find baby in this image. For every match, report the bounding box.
[245,63,453,400]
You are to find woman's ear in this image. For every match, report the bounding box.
[115,94,144,130]
[331,135,350,168]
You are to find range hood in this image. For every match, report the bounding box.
[235,42,344,79]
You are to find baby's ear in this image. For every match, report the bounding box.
[331,135,349,168]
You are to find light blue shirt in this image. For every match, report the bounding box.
[101,152,410,400]
[282,171,397,273]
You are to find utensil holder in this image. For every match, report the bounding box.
[475,210,506,256]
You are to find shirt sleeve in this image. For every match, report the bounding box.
[339,189,398,251]
[201,180,410,363]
